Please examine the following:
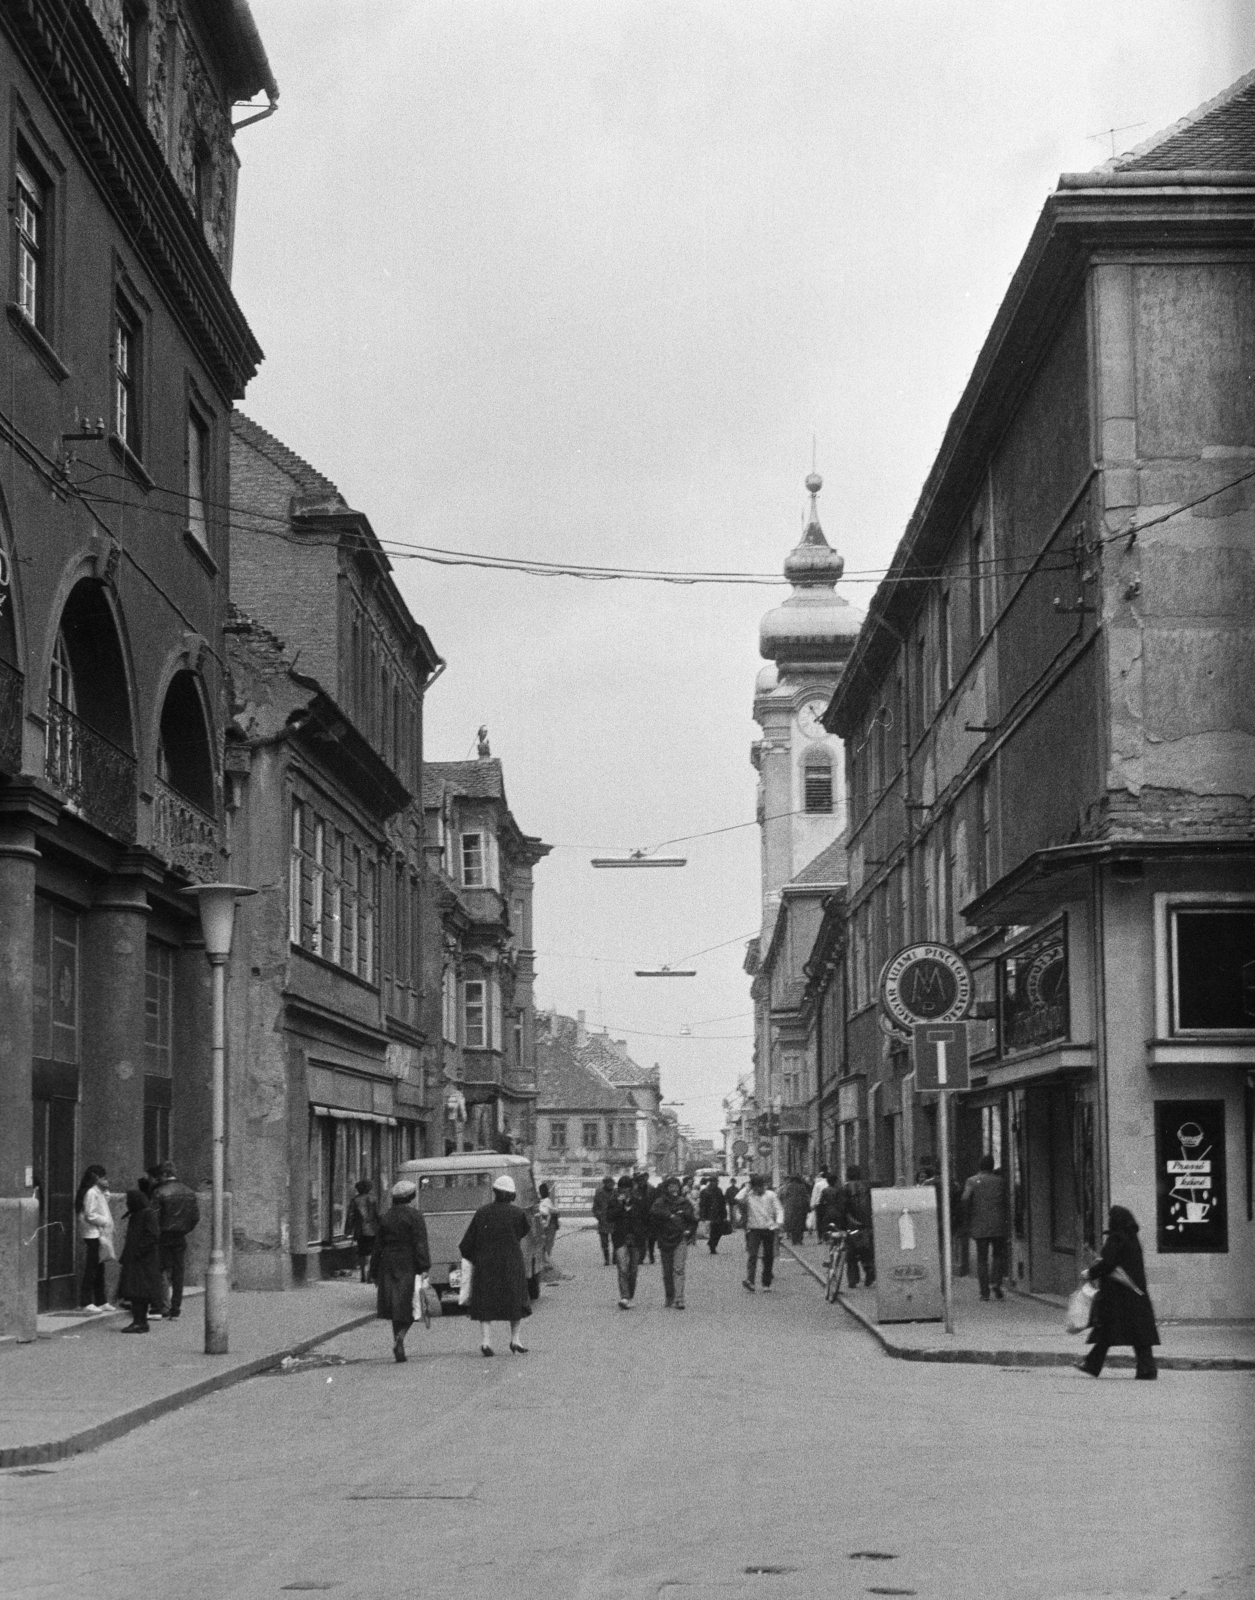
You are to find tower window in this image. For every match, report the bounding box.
[804,758,833,814]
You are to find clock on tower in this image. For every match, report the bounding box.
[797,698,828,740]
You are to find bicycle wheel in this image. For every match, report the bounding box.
[825,1242,845,1302]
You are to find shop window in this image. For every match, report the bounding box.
[1171,907,1255,1032]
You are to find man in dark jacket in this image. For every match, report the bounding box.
[634,1170,660,1263]
[609,1176,649,1309]
[152,1162,200,1319]
[960,1154,1009,1301]
[840,1166,875,1288]
[700,1175,729,1253]
[650,1177,698,1308]
[591,1176,615,1265]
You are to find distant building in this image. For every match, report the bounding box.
[747,474,860,1181]
[422,757,549,1156]
[0,0,276,1330]
[825,76,1255,1315]
[224,416,441,1286]
[534,1011,665,1209]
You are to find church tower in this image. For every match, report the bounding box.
[752,472,861,931]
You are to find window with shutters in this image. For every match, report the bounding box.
[803,756,833,814]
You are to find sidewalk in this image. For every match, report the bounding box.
[781,1239,1255,1370]
[0,1281,377,1468]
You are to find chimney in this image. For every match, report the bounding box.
[576,1009,587,1048]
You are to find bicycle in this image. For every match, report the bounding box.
[822,1228,850,1302]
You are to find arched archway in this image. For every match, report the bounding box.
[152,669,219,879]
[46,580,136,839]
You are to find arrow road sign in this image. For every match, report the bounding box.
[912,1023,971,1091]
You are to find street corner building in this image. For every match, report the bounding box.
[422,756,550,1160]
[0,0,277,1335]
[222,415,442,1288]
[817,75,1255,1318]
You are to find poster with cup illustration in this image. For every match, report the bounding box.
[1155,1100,1228,1253]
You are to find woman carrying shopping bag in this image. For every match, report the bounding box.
[371,1180,431,1364]
[1076,1205,1160,1380]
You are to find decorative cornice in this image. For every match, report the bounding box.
[4,1,263,400]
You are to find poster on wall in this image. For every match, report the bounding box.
[1155,1100,1228,1253]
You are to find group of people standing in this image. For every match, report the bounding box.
[73,1162,201,1332]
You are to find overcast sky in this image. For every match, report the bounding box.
[233,1,1253,1139]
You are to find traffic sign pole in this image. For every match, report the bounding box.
[938,1089,955,1335]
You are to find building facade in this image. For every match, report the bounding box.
[224,416,441,1286]
[0,0,275,1331]
[826,78,1255,1316]
[422,754,549,1157]
[747,473,860,1181]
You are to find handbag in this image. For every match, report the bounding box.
[412,1273,431,1328]
[457,1257,473,1307]
[1065,1280,1097,1333]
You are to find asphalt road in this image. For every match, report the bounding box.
[3,1225,1252,1600]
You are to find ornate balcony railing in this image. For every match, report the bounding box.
[44,699,137,841]
[152,777,220,882]
[0,657,23,774]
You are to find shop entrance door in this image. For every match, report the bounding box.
[33,1093,77,1310]
[1024,1081,1080,1296]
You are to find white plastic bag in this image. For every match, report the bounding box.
[1065,1279,1097,1334]
[457,1257,473,1307]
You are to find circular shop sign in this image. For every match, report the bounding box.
[880,942,973,1031]
[756,1138,773,1157]
[732,1138,749,1158]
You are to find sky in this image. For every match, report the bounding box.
[231,1,1254,1138]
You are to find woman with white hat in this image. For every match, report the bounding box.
[370,1180,430,1363]
[458,1173,532,1356]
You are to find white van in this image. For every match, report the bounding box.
[396,1152,544,1306]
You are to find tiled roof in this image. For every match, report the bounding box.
[789,837,847,887]
[581,1031,652,1087]
[536,1018,634,1111]
[423,760,506,804]
[231,411,345,501]
[1111,68,1255,173]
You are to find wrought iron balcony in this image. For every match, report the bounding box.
[45,699,137,841]
[152,777,220,882]
[0,657,23,774]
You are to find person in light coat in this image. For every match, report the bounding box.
[737,1173,784,1292]
[75,1165,114,1311]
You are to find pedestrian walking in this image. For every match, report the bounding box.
[151,1161,201,1317]
[117,1188,162,1332]
[782,1174,809,1246]
[1076,1205,1160,1380]
[815,1172,844,1239]
[75,1165,114,1311]
[809,1168,831,1238]
[960,1155,1009,1301]
[700,1175,729,1254]
[371,1179,431,1364]
[459,1173,533,1355]
[738,1173,783,1291]
[345,1178,380,1284]
[609,1174,649,1309]
[725,1176,744,1231]
[839,1166,876,1288]
[635,1170,659,1263]
[591,1176,615,1265]
[650,1176,698,1308]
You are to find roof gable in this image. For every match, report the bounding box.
[1111,68,1255,174]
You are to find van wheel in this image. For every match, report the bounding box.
[528,1271,541,1301]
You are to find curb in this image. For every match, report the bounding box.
[780,1243,1254,1372]
[0,1311,377,1470]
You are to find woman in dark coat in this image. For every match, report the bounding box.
[1078,1205,1160,1379]
[459,1173,531,1356]
[371,1180,431,1363]
[782,1175,809,1246]
[117,1188,163,1332]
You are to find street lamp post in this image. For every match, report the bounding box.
[181,883,256,1355]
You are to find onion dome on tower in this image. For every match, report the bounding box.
[758,473,861,671]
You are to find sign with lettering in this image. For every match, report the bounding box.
[1155,1100,1227,1253]
[880,943,973,1032]
[999,919,1068,1054]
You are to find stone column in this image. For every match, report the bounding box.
[80,875,151,1187]
[0,814,43,1341]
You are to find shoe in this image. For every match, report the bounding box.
[166,1311,181,1320]
[1074,1361,1098,1377]
[481,1344,494,1357]
[761,1285,773,1293]
[664,1299,675,1308]
[742,1280,755,1292]
[1135,1370,1157,1380]
[980,1292,990,1301]
[618,1298,630,1309]
[993,1288,1004,1301]
[509,1341,528,1354]
[81,1303,103,1313]
[675,1302,685,1310]
[120,1324,148,1333]
[393,1337,407,1364]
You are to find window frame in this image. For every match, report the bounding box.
[185,402,211,548]
[461,831,485,887]
[549,1121,568,1151]
[1154,892,1255,1038]
[15,153,46,334]
[463,977,487,1049]
[112,289,144,459]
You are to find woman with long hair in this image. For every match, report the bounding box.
[74,1165,114,1311]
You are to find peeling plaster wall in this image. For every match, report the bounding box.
[1097,262,1255,837]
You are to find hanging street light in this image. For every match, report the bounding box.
[592,857,687,867]
[634,964,697,977]
[180,882,257,1355]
